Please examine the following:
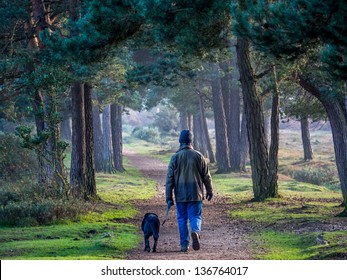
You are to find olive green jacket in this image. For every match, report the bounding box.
[165,144,213,203]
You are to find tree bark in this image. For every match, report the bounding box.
[229,72,241,171]
[299,76,347,215]
[212,65,231,173]
[28,1,51,185]
[236,37,274,200]
[111,104,124,172]
[32,90,49,184]
[221,59,241,171]
[70,83,86,197]
[193,112,203,153]
[84,83,96,197]
[264,111,271,148]
[93,104,104,172]
[179,109,189,131]
[268,66,280,198]
[229,47,242,172]
[300,115,313,161]
[193,108,209,158]
[60,116,72,141]
[240,110,248,172]
[102,105,114,173]
[187,113,193,131]
[199,95,215,163]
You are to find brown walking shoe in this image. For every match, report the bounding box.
[191,232,200,251]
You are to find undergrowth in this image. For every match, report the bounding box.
[0,158,157,260]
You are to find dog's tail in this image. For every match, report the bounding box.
[150,223,159,239]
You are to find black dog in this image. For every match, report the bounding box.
[141,213,160,252]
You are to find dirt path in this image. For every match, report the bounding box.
[125,150,254,260]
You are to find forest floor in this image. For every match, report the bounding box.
[1,132,346,260]
[123,144,347,260]
[124,149,255,260]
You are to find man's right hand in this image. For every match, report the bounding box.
[166,198,174,208]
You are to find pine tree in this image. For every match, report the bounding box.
[233,0,347,214]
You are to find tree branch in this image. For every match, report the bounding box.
[297,74,322,100]
[195,88,213,102]
[0,90,22,102]
[255,65,274,80]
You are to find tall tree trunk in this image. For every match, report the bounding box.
[32,90,49,184]
[60,116,72,141]
[264,111,271,148]
[229,46,242,172]
[84,84,96,197]
[111,104,124,172]
[236,37,273,200]
[187,113,192,131]
[212,65,231,173]
[93,105,104,172]
[179,109,189,131]
[28,1,51,185]
[46,91,68,192]
[299,76,347,215]
[197,109,209,158]
[193,112,202,152]
[102,105,114,173]
[221,59,241,171]
[300,115,313,161]
[229,75,241,171]
[240,110,249,172]
[268,66,280,198]
[193,107,208,157]
[199,95,215,163]
[70,83,86,197]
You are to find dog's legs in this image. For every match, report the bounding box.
[152,237,158,252]
[144,235,151,252]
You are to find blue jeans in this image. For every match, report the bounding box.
[176,201,202,249]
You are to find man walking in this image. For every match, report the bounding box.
[166,130,213,252]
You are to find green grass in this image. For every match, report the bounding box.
[3,130,344,260]
[0,157,157,260]
[252,230,347,260]
[211,170,346,260]
[124,136,175,164]
[126,129,347,260]
[0,223,139,259]
[253,231,319,260]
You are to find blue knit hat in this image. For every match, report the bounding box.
[179,130,193,144]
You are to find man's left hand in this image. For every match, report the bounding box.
[206,193,213,201]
